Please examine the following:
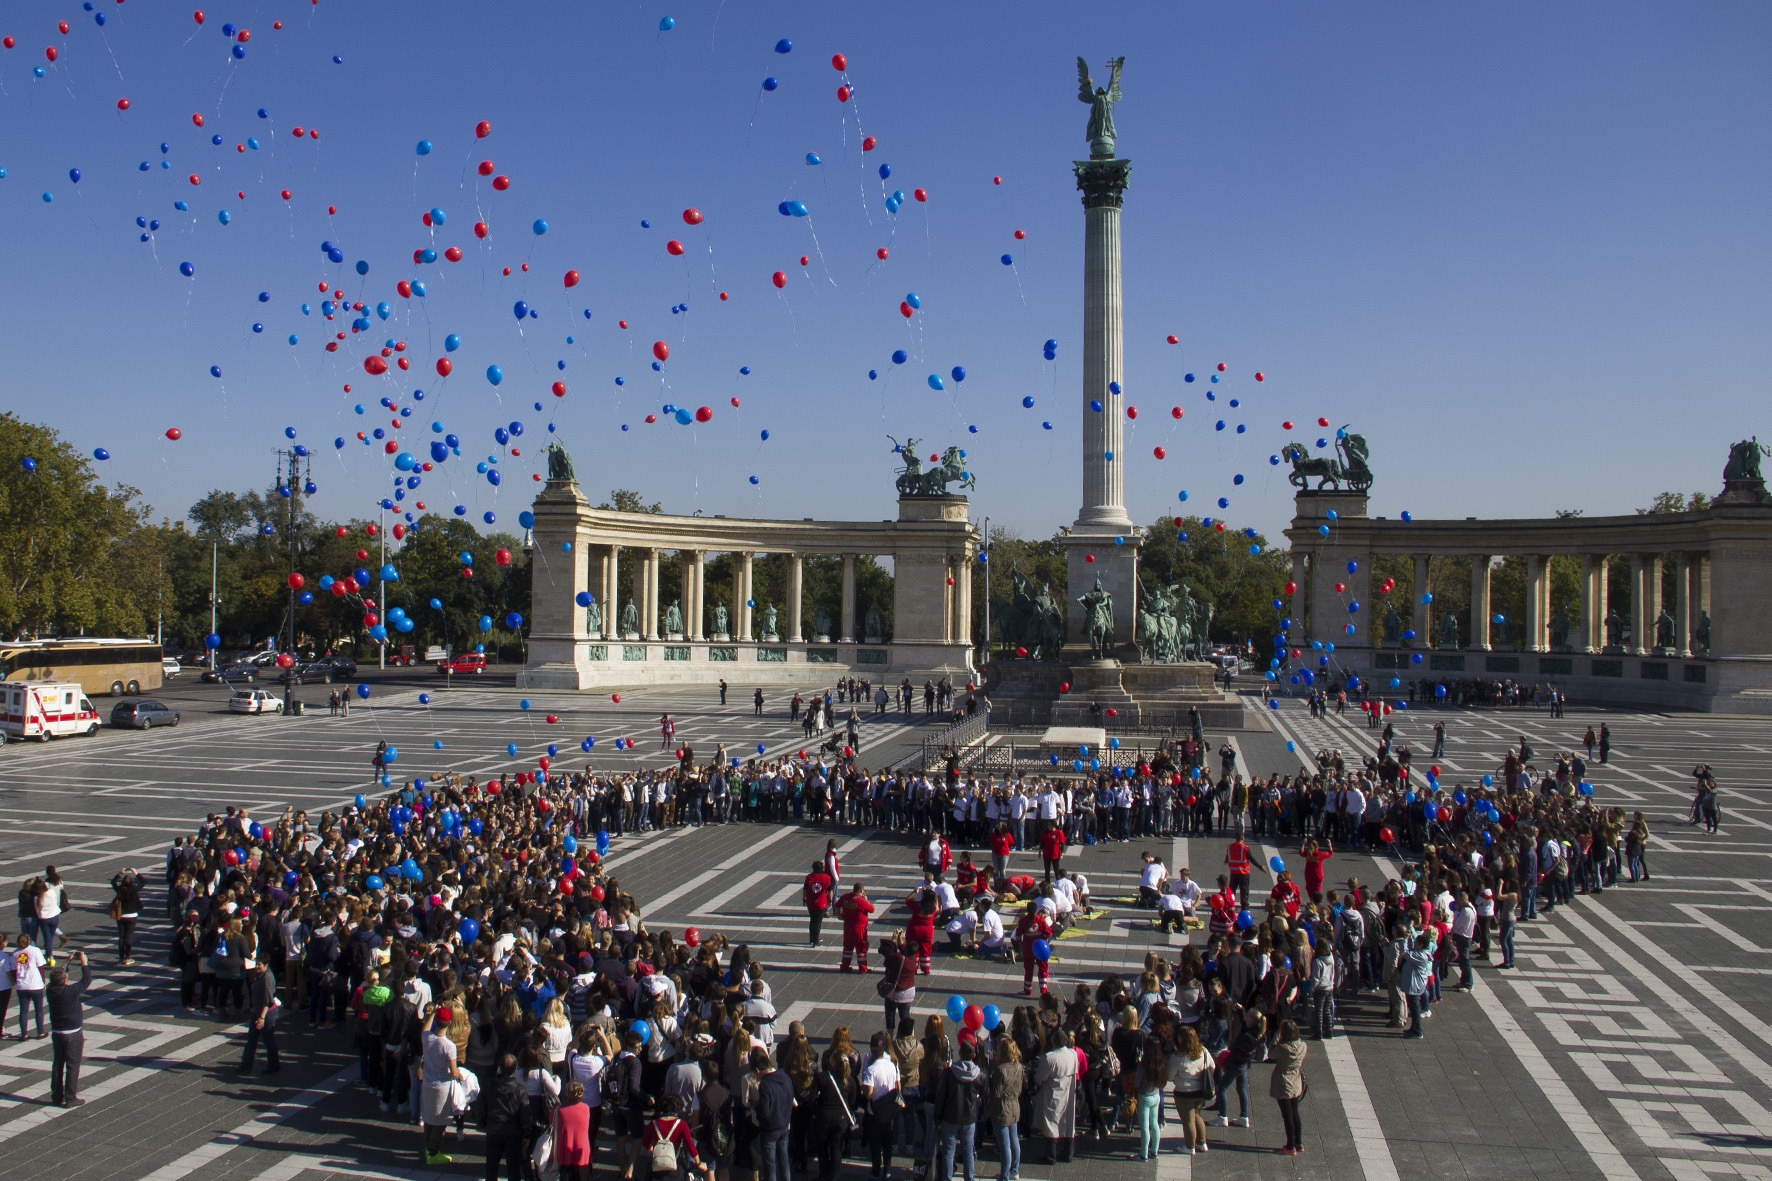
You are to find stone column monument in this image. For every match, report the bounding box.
[1064,55,1140,664]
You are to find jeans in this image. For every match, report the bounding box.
[36,919,59,954]
[1135,1094,1160,1158]
[759,1125,792,1181]
[884,998,912,1037]
[1499,919,1516,966]
[1628,851,1649,882]
[1453,933,1474,988]
[993,1122,1019,1181]
[1405,991,1424,1036]
[16,989,44,1037]
[1276,1095,1302,1149]
[1523,883,1539,919]
[50,1030,82,1102]
[1212,1062,1249,1119]
[241,1020,281,1070]
[117,918,137,962]
[938,1121,976,1181]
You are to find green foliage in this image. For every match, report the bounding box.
[0,413,170,638]
[1638,491,1711,515]
[597,489,662,514]
[1139,514,1291,647]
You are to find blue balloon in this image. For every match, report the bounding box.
[180,261,196,277]
[1031,939,1051,962]
[365,874,384,891]
[1023,396,1035,408]
[892,350,907,365]
[928,374,944,391]
[486,365,503,386]
[513,300,529,320]
[356,683,370,699]
[905,292,922,309]
[92,448,110,461]
[774,38,793,53]
[533,219,549,236]
[763,77,779,91]
[659,16,675,30]
[945,995,968,1022]
[1268,855,1285,874]
[1001,254,1013,265]
[417,140,433,156]
[879,163,892,179]
[951,366,966,382]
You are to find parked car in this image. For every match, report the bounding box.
[289,658,346,684]
[110,700,181,729]
[203,662,258,684]
[311,655,357,678]
[228,689,284,715]
[161,656,183,678]
[439,652,487,675]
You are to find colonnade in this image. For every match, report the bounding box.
[586,547,878,645]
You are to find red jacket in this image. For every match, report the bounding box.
[922,837,952,874]
[1226,843,1251,875]
[1016,912,1053,949]
[803,871,834,911]
[1269,879,1302,920]
[1039,827,1067,861]
[989,830,1015,857]
[839,893,875,932]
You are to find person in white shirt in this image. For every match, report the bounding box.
[1156,889,1188,933]
[1137,854,1168,908]
[1450,891,1479,989]
[945,908,979,953]
[12,935,47,1039]
[1170,868,1202,916]
[971,900,1009,959]
[860,1032,901,1175]
[932,879,961,923]
[1050,874,1078,918]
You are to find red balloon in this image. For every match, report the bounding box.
[564,269,580,287]
[2,36,12,48]
[1015,647,1028,657]
[276,653,295,669]
[1171,407,1183,419]
[731,397,740,407]
[694,406,712,423]
[877,247,889,260]
[861,136,876,151]
[223,850,239,866]
[652,340,670,362]
[116,98,130,111]
[682,208,703,225]
[772,271,787,289]
[475,120,492,138]
[1282,420,1294,430]
[1284,581,1297,596]
[1153,446,1166,460]
[666,239,685,256]
[363,356,388,375]
[552,381,566,397]
[1255,372,1265,382]
[397,280,413,298]
[444,246,463,262]
[1058,682,1070,693]
[58,21,69,34]
[837,85,852,102]
[963,1004,984,1031]
[684,926,700,947]
[591,885,607,903]
[391,524,406,540]
[1318,416,1330,427]
[1084,554,1095,563]
[719,292,728,300]
[193,10,205,23]
[619,320,629,329]
[491,175,510,191]
[435,357,452,377]
[1379,826,1395,844]
[1217,363,1227,372]
[1105,708,1119,718]
[287,573,305,590]
[1334,582,1346,594]
[474,221,489,239]
[992,176,1002,185]
[191,112,204,127]
[331,582,347,596]
[495,548,513,567]
[559,879,574,896]
[546,714,559,725]
[477,160,494,176]
[610,693,621,703]
[1126,406,1138,420]
[914,188,927,202]
[165,427,182,441]
[899,301,913,317]
[831,53,847,71]
[1014,229,1025,240]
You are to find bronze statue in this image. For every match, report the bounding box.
[584,597,603,637]
[813,606,832,641]
[759,603,780,642]
[1076,56,1125,160]
[1604,607,1626,650]
[1724,437,1766,483]
[545,440,576,483]
[1695,610,1712,652]
[1548,608,1573,652]
[1437,611,1459,650]
[663,600,684,637]
[712,602,729,638]
[1286,430,1373,494]
[1381,604,1402,649]
[1077,578,1116,660]
[864,605,885,645]
[619,599,639,637]
[1655,608,1676,650]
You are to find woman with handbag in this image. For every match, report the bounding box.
[813,1046,860,1181]
[1267,1020,1307,1155]
[861,1032,903,1181]
[1167,1026,1213,1156]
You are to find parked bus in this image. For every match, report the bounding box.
[0,639,164,697]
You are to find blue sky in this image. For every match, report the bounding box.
[3,1,1767,544]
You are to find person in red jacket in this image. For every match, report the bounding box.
[803,861,835,948]
[906,885,938,975]
[838,883,876,973]
[989,821,1016,880]
[1225,837,1252,909]
[1014,903,1054,997]
[1268,869,1302,921]
[1038,824,1067,879]
[921,831,953,880]
[1299,838,1333,904]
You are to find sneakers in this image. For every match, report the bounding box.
[424,1153,453,1166]
[1230,1117,1249,1128]
[1199,1143,1209,1153]
[1276,1147,1298,1155]
[1207,1116,1229,1127]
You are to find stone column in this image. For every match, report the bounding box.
[738,552,754,641]
[957,550,974,656]
[645,549,661,641]
[1628,555,1647,655]
[1649,556,1664,646]
[1411,555,1429,644]
[840,553,857,643]
[1470,556,1492,650]
[1690,555,1709,650]
[605,545,622,639]
[677,553,693,638]
[1525,555,1544,652]
[690,550,706,641]
[1578,556,1596,653]
[787,554,804,642]
[1073,158,1134,530]
[944,558,957,644]
[1676,554,1692,657]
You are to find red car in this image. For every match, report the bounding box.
[439,652,486,675]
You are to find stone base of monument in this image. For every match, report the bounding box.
[984,658,1252,728]
[1052,661,1142,725]
[1119,661,1252,730]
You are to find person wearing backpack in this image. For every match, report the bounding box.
[751,1047,796,1181]
[931,1039,986,1181]
[640,1094,709,1181]
[606,1029,646,1180]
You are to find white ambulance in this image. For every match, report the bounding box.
[0,682,102,741]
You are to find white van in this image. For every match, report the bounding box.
[0,682,101,741]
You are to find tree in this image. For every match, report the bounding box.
[1638,491,1710,515]
[1136,515,1289,649]
[597,490,662,514]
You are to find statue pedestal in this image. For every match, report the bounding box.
[1053,660,1140,725]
